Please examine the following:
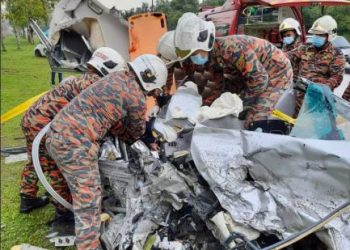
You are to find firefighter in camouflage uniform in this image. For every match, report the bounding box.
[19,47,127,215]
[279,18,303,83]
[174,13,293,129]
[279,18,303,53]
[287,15,345,117]
[45,54,167,250]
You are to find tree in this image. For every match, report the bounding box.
[156,0,199,29]
[121,0,201,30]
[324,6,350,40]
[2,0,50,49]
[1,19,8,51]
[1,9,12,51]
[121,3,152,20]
[302,6,350,40]
[201,0,225,7]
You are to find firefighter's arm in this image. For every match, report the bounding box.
[235,51,269,108]
[111,96,146,144]
[286,46,302,76]
[312,51,345,90]
[163,67,174,96]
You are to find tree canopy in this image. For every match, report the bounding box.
[302,6,350,40]
[2,0,52,28]
[122,0,200,30]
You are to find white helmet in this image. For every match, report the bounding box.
[128,54,168,92]
[308,15,337,41]
[157,30,179,67]
[87,47,127,76]
[279,18,301,36]
[174,12,215,60]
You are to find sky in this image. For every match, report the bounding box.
[116,0,154,10]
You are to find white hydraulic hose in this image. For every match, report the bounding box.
[32,123,73,211]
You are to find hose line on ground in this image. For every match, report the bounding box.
[32,123,73,211]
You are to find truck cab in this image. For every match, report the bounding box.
[198,0,350,48]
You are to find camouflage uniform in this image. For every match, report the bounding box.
[282,38,303,82]
[343,83,350,102]
[211,35,293,127]
[45,71,146,250]
[287,42,345,116]
[20,72,101,210]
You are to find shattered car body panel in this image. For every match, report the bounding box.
[33,0,130,72]
[97,120,350,250]
[96,92,350,250]
[100,150,223,250]
[191,118,350,249]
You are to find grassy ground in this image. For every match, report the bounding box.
[1,36,68,249]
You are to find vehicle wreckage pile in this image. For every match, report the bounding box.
[40,82,349,250]
[24,0,350,249]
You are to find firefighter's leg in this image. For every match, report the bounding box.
[19,117,49,213]
[46,133,102,250]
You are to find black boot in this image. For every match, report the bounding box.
[47,207,74,225]
[49,210,75,237]
[20,194,50,213]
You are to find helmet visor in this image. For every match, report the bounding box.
[175,47,191,59]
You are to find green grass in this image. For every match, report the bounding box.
[1,36,53,148]
[1,160,55,249]
[0,36,69,249]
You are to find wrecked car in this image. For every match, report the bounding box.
[33,79,350,249]
[27,0,350,249]
[30,0,167,73]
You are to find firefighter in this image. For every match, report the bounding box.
[279,18,303,83]
[279,18,303,52]
[19,47,127,214]
[174,13,293,130]
[158,27,228,106]
[287,15,345,117]
[156,30,180,102]
[157,30,179,68]
[45,54,167,250]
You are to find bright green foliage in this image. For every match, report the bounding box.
[302,6,350,40]
[162,0,199,30]
[201,0,226,6]
[122,0,200,30]
[3,0,47,28]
